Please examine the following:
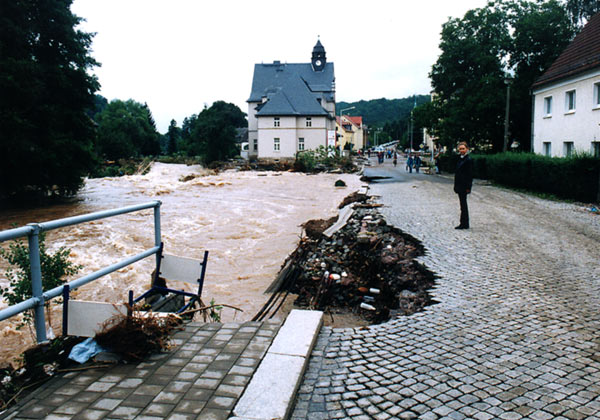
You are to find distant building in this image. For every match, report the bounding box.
[532,13,600,158]
[247,40,336,159]
[336,115,365,151]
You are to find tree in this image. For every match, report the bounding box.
[182,101,247,163]
[430,5,510,151]
[0,0,99,198]
[426,0,575,152]
[507,0,575,151]
[165,119,181,155]
[565,0,600,26]
[95,99,161,160]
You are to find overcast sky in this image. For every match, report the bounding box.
[71,0,488,133]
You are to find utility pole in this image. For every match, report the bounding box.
[409,95,416,152]
[503,77,512,152]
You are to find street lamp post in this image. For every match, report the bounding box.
[339,106,356,149]
[503,76,512,152]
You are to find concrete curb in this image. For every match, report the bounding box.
[229,309,323,420]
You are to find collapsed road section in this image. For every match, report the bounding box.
[256,192,438,325]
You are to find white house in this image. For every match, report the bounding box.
[532,13,600,158]
[247,40,336,159]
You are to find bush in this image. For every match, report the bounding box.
[441,151,600,203]
[0,233,81,331]
[294,150,317,172]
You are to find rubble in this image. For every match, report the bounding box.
[277,194,437,325]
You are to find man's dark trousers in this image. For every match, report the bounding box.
[458,192,469,228]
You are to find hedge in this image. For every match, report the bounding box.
[437,152,600,203]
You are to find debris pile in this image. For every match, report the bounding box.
[94,311,182,362]
[278,194,437,324]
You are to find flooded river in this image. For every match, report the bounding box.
[0,163,362,365]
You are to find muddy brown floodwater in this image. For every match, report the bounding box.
[0,163,363,366]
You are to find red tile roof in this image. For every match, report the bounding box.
[532,12,600,90]
[348,116,363,127]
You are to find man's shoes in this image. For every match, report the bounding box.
[455,225,469,230]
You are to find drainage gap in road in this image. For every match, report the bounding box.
[273,193,438,327]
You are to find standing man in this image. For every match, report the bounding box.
[454,142,473,229]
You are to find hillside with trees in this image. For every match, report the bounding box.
[337,96,430,148]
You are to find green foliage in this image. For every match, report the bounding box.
[165,120,181,155]
[0,233,81,329]
[95,99,161,160]
[89,157,153,178]
[208,298,222,323]
[294,146,355,172]
[440,152,600,203]
[426,0,575,152]
[0,0,100,198]
[179,101,247,164]
[565,0,600,27]
[294,150,318,172]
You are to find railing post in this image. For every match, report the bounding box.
[154,201,162,266]
[27,224,47,343]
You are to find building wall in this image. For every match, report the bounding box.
[533,69,600,157]
[247,101,260,157]
[257,115,328,158]
[337,116,365,150]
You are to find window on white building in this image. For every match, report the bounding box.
[274,138,280,151]
[565,90,576,112]
[253,139,257,151]
[544,96,552,116]
[306,117,312,127]
[594,82,600,107]
[274,117,280,127]
[543,142,551,157]
[563,141,574,157]
[592,141,600,157]
[298,138,305,151]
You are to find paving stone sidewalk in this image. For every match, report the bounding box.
[292,165,600,420]
[0,320,280,420]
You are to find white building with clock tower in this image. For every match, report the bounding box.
[247,40,336,159]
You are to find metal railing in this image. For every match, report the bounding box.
[0,200,162,343]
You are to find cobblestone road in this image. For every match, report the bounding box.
[291,162,600,420]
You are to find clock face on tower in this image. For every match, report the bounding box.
[315,60,322,67]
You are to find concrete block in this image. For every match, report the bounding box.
[232,353,305,420]
[323,205,354,238]
[268,309,323,358]
[231,310,323,420]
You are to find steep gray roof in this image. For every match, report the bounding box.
[248,62,335,116]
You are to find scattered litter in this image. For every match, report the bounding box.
[68,338,107,364]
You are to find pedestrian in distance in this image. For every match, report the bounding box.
[406,154,414,173]
[434,152,441,174]
[393,151,397,167]
[414,154,422,173]
[454,142,473,230]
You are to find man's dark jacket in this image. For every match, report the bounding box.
[454,154,473,194]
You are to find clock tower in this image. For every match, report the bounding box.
[311,39,326,72]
